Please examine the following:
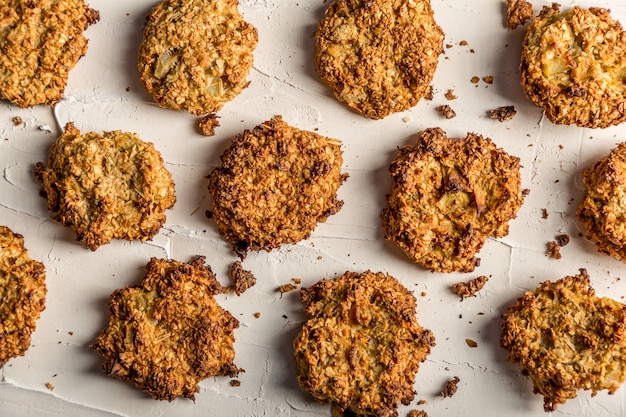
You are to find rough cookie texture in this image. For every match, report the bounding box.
[294,271,435,417]
[577,143,626,261]
[0,0,99,107]
[138,0,258,115]
[506,0,533,29]
[92,257,240,401]
[315,0,444,119]
[381,128,524,273]
[208,116,347,258]
[521,4,626,128]
[0,226,46,367]
[34,123,176,251]
[501,271,626,412]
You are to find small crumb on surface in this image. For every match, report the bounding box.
[45,382,54,391]
[292,278,302,284]
[466,339,478,348]
[227,261,257,296]
[253,312,261,318]
[487,105,517,121]
[459,40,468,46]
[556,234,570,247]
[546,241,562,259]
[483,75,494,84]
[436,105,456,119]
[198,113,220,136]
[279,283,298,294]
[471,76,480,84]
[506,0,534,29]
[12,116,23,126]
[442,376,460,398]
[230,379,241,387]
[407,410,428,417]
[452,276,488,299]
[444,89,457,100]
[542,208,549,219]
[424,86,434,100]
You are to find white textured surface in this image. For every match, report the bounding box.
[2,0,626,416]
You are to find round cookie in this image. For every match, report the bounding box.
[577,142,626,260]
[501,271,626,412]
[92,257,240,401]
[34,123,176,251]
[0,0,99,107]
[208,116,347,258]
[315,0,444,119]
[138,0,258,115]
[381,128,524,273]
[0,226,46,368]
[293,270,435,416]
[521,4,626,128]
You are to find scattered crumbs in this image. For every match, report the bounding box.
[469,49,475,53]
[227,261,257,296]
[292,278,302,285]
[125,86,130,92]
[466,338,478,348]
[505,0,534,29]
[68,331,74,336]
[436,104,456,119]
[459,40,468,46]
[282,314,288,319]
[407,410,428,417]
[12,116,23,126]
[522,188,530,196]
[253,312,261,318]
[483,75,494,84]
[198,113,220,137]
[230,379,241,387]
[546,241,562,259]
[444,89,457,100]
[556,234,570,247]
[279,283,298,294]
[459,314,463,319]
[541,208,548,219]
[445,43,453,49]
[487,105,517,122]
[477,312,485,316]
[424,85,434,100]
[45,382,55,391]
[421,291,428,297]
[417,399,427,405]
[441,376,460,398]
[558,144,564,150]
[317,255,323,260]
[452,276,489,299]
[471,76,480,84]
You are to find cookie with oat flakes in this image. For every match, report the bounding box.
[137,0,257,116]
[0,0,99,107]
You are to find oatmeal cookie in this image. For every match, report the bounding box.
[501,271,626,412]
[0,0,99,107]
[294,271,435,417]
[0,226,46,368]
[577,143,626,261]
[34,123,176,251]
[138,0,258,115]
[208,116,347,258]
[315,0,444,119]
[520,4,626,128]
[381,128,524,273]
[92,256,241,401]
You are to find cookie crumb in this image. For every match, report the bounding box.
[230,379,241,387]
[227,261,257,296]
[441,376,460,398]
[471,76,480,84]
[444,89,457,100]
[198,113,220,136]
[466,339,478,348]
[452,276,488,299]
[436,105,456,119]
[487,105,517,122]
[12,116,23,126]
[459,40,468,46]
[542,208,549,219]
[506,0,534,29]
[279,283,298,294]
[483,75,494,84]
[546,241,562,259]
[556,234,570,247]
[45,382,55,391]
[253,312,261,318]
[407,410,428,417]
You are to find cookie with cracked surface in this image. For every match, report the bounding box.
[34,123,176,251]
[501,270,626,412]
[315,0,444,119]
[577,143,626,261]
[0,226,46,368]
[0,0,99,108]
[138,0,258,115]
[294,270,435,417]
[381,128,524,273]
[208,116,347,258]
[521,4,626,128]
[92,256,241,401]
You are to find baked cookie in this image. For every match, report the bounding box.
[0,0,99,107]
[208,116,347,258]
[501,270,626,412]
[315,0,444,119]
[521,4,626,128]
[381,128,524,273]
[0,226,46,368]
[294,271,435,417]
[92,256,241,401]
[34,123,176,251]
[138,0,258,115]
[577,143,626,261]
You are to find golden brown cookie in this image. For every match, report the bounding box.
[577,143,626,261]
[381,128,524,273]
[137,0,258,115]
[34,123,176,251]
[501,270,626,412]
[0,226,46,368]
[294,270,435,417]
[315,0,444,119]
[521,4,626,128]
[0,0,99,107]
[92,256,241,401]
[208,116,347,258]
